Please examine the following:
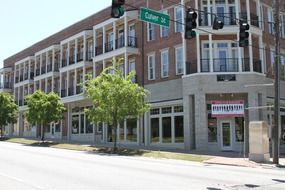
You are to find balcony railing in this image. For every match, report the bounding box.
[36,69,40,76]
[199,13,236,27]
[86,51,93,61]
[47,64,52,73]
[62,59,67,68]
[20,75,23,82]
[127,36,137,48]
[41,66,46,75]
[18,99,23,106]
[68,87,74,96]
[30,72,34,79]
[95,46,103,56]
[0,82,11,89]
[77,52,84,62]
[69,56,75,65]
[76,85,83,94]
[15,77,19,83]
[105,41,114,53]
[61,89,66,98]
[24,73,28,80]
[54,62,59,72]
[240,13,259,28]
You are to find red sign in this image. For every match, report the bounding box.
[211,100,245,118]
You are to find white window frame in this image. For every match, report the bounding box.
[147,23,155,41]
[175,45,184,75]
[267,8,274,34]
[148,53,156,80]
[160,10,169,38]
[161,49,169,78]
[174,6,183,33]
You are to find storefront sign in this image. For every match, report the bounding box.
[211,100,245,118]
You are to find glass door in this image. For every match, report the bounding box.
[221,120,233,150]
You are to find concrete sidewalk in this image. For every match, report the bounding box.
[203,154,285,168]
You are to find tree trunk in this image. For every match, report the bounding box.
[0,125,3,140]
[41,123,45,142]
[113,120,118,152]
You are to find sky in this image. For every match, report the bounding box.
[0,0,112,68]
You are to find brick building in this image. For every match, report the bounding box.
[1,0,285,152]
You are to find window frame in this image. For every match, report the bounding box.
[148,53,156,80]
[175,45,184,75]
[161,49,169,78]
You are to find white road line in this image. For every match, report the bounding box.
[0,172,45,190]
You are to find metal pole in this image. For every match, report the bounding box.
[273,0,280,165]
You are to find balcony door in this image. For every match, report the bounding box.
[216,6,225,24]
[118,29,124,48]
[214,43,228,72]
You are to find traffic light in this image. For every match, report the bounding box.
[239,21,250,47]
[212,17,224,30]
[185,8,197,39]
[111,0,125,18]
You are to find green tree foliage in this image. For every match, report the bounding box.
[0,92,18,139]
[85,59,150,150]
[25,91,66,141]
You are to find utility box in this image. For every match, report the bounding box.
[249,121,270,163]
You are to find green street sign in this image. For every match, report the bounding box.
[140,7,170,27]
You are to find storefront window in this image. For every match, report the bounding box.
[235,117,244,142]
[151,118,159,143]
[119,121,124,141]
[208,116,217,142]
[126,118,137,142]
[72,115,79,134]
[162,117,172,143]
[174,116,184,143]
[85,116,93,134]
[281,116,285,144]
[55,123,61,132]
[80,114,85,134]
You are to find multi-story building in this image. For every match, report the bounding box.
[1,0,285,152]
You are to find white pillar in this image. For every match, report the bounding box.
[209,34,214,72]
[75,39,78,63]
[46,52,48,72]
[124,53,128,77]
[40,54,43,75]
[103,27,106,53]
[59,73,62,97]
[259,36,264,73]
[83,36,87,61]
[60,45,63,68]
[74,69,77,94]
[45,78,48,93]
[113,21,117,49]
[67,43,70,66]
[52,49,55,71]
[67,71,70,96]
[28,60,31,80]
[235,0,240,23]
[83,67,86,93]
[23,63,26,80]
[52,76,54,92]
[249,33,253,72]
[237,33,243,72]
[93,62,96,78]
[182,0,187,75]
[103,59,106,70]
[207,0,211,27]
[94,29,97,56]
[256,0,261,28]
[67,104,71,141]
[196,33,201,73]
[124,16,128,47]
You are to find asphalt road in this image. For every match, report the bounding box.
[0,142,285,190]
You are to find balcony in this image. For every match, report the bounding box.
[30,72,34,79]
[0,82,11,89]
[15,77,19,83]
[77,52,84,62]
[199,13,236,27]
[62,59,67,68]
[68,87,74,96]
[86,51,93,61]
[24,73,28,80]
[54,62,59,72]
[19,75,23,82]
[61,89,67,98]
[69,56,75,65]
[105,41,114,53]
[41,66,46,75]
[36,69,40,76]
[47,64,52,73]
[76,85,83,94]
[95,46,103,56]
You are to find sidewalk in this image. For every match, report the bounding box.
[203,153,285,168]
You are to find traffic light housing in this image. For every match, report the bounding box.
[212,17,224,30]
[239,21,250,47]
[185,8,197,39]
[111,0,125,18]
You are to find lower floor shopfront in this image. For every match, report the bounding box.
[3,75,285,153]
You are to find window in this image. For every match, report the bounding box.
[148,23,155,41]
[126,118,137,142]
[175,6,183,33]
[151,118,159,143]
[161,49,169,77]
[129,60,136,82]
[208,104,217,142]
[174,116,184,143]
[235,117,244,142]
[162,107,172,114]
[268,8,274,34]
[160,10,169,37]
[150,108,159,115]
[162,117,172,143]
[85,116,93,134]
[72,115,79,134]
[148,54,156,80]
[175,46,184,74]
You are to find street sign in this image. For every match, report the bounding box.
[140,7,170,27]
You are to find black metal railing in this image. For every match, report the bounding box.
[76,85,83,94]
[69,56,75,65]
[54,62,59,72]
[24,73,28,80]
[62,59,67,67]
[105,41,114,53]
[41,66,46,74]
[30,72,34,79]
[253,59,262,73]
[199,12,236,27]
[242,58,250,72]
[61,89,66,98]
[18,99,23,106]
[86,51,93,61]
[68,87,74,96]
[95,46,103,56]
[116,37,125,49]
[36,68,40,76]
[213,58,239,72]
[77,52,84,62]
[0,82,11,89]
[240,12,259,28]
[20,75,23,82]
[127,36,137,48]
[47,64,52,73]
[15,77,19,83]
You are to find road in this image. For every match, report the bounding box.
[0,142,284,190]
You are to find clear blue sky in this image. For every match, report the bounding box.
[0,0,112,68]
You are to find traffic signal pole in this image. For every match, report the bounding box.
[273,0,281,165]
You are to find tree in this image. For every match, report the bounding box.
[85,59,150,150]
[25,91,66,141]
[0,92,18,139]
